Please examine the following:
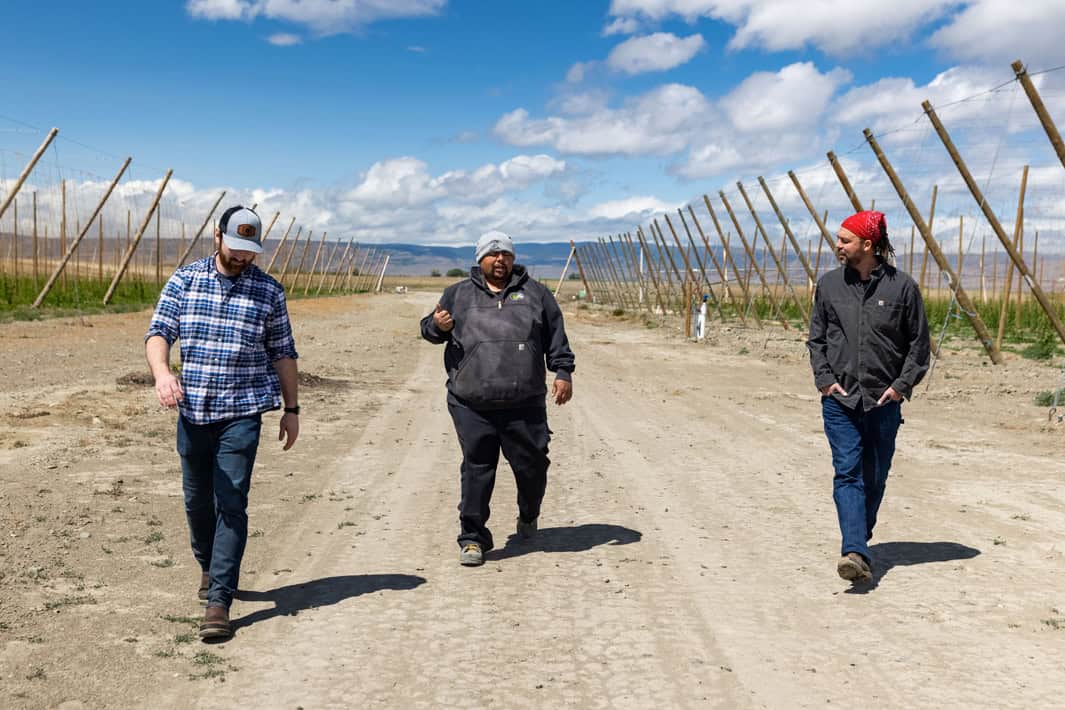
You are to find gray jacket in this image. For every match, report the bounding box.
[807,260,930,410]
[420,264,575,409]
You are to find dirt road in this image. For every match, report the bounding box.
[1,290,1063,708]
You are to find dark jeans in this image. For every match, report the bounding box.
[821,396,902,562]
[448,401,551,551]
[176,413,262,609]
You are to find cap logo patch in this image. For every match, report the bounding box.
[236,224,257,238]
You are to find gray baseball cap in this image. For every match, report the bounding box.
[219,206,263,253]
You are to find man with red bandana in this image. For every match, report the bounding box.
[807,211,930,584]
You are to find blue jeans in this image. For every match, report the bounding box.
[821,396,902,562]
[176,414,262,609]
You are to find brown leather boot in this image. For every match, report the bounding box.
[199,605,231,640]
[198,572,209,605]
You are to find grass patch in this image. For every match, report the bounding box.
[161,614,200,627]
[150,558,175,568]
[44,595,97,610]
[174,632,196,644]
[26,667,46,680]
[1034,389,1065,407]
[143,531,164,545]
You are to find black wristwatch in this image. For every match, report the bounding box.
[284,406,301,415]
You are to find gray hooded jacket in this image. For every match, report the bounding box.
[420,264,575,409]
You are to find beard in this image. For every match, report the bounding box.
[218,249,252,275]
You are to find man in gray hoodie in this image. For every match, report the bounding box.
[420,231,575,566]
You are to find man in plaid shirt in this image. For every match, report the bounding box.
[146,205,300,640]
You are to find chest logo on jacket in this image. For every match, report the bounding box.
[509,292,525,301]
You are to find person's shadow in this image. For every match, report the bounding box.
[489,523,642,561]
[226,574,427,634]
[845,541,980,594]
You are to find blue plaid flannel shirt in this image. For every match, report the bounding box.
[145,256,298,425]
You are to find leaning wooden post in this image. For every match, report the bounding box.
[374,254,390,292]
[684,206,746,324]
[103,169,173,304]
[921,101,1065,350]
[291,230,318,291]
[176,191,226,267]
[648,223,679,308]
[787,171,837,252]
[265,217,296,274]
[300,230,328,294]
[980,235,987,303]
[315,238,342,295]
[635,228,667,314]
[277,227,303,285]
[737,181,808,325]
[33,192,39,284]
[702,195,762,328]
[863,128,1002,363]
[594,241,625,307]
[0,127,58,225]
[619,233,648,311]
[570,243,593,303]
[327,237,354,292]
[355,249,378,291]
[719,191,789,329]
[33,157,131,307]
[918,186,938,293]
[554,244,576,298]
[664,214,725,321]
[758,176,815,285]
[597,238,631,309]
[653,220,687,310]
[1013,59,1065,172]
[827,151,864,212]
[608,236,639,308]
[342,244,363,291]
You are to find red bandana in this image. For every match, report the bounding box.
[840,211,886,244]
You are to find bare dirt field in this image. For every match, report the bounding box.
[1,289,1064,709]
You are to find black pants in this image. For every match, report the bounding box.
[448,400,551,551]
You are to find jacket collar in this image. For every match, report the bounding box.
[469,263,528,294]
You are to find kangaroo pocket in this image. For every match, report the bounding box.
[451,340,542,405]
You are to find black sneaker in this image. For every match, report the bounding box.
[516,516,538,540]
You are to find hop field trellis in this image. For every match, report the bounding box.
[566,59,1065,370]
[0,124,394,319]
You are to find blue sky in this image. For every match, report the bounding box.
[3,1,1065,249]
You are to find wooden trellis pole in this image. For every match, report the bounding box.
[315,238,343,295]
[648,223,680,309]
[719,191,789,329]
[342,244,363,290]
[757,176,815,285]
[265,217,296,274]
[1013,60,1065,172]
[683,205,746,325]
[608,235,638,308]
[737,181,808,325]
[635,228,667,314]
[327,238,355,292]
[921,101,1065,350]
[33,157,131,307]
[863,128,1001,363]
[291,230,316,291]
[918,186,938,293]
[664,214,725,321]
[787,171,837,252]
[277,226,303,285]
[616,234,650,312]
[702,195,761,328]
[104,169,173,304]
[827,151,864,212]
[570,242,592,302]
[299,230,328,294]
[0,127,58,226]
[174,190,226,268]
[597,238,632,309]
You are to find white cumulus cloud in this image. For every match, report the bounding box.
[606,32,707,75]
[186,0,447,36]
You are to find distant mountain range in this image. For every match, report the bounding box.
[375,242,577,278]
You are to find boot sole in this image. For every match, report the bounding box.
[837,557,872,582]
